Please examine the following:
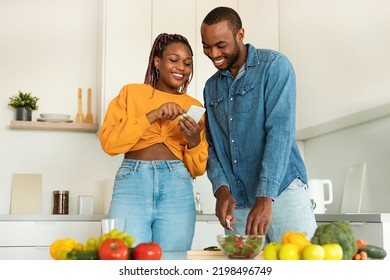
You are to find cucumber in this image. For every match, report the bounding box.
[67,249,99,260]
[359,245,387,259]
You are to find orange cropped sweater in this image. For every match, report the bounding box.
[99,84,208,177]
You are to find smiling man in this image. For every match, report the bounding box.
[200,6,317,243]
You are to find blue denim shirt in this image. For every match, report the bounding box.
[203,44,307,208]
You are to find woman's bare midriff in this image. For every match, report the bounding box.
[124,143,179,161]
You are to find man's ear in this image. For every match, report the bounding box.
[236,27,245,43]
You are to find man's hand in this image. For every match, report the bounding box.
[246,196,272,235]
[214,185,236,230]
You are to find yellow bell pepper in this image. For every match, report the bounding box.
[281,231,311,251]
[50,238,78,260]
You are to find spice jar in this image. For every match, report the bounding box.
[52,190,69,214]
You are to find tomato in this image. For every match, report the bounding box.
[263,242,282,260]
[278,243,300,260]
[98,238,129,260]
[322,244,343,260]
[133,242,162,260]
[302,244,325,260]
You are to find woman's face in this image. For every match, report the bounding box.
[154,42,193,94]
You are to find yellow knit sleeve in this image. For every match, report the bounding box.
[99,88,151,156]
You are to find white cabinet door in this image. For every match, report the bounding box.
[0,220,102,260]
[0,247,51,260]
[152,0,197,99]
[192,221,224,250]
[0,221,101,246]
[99,0,152,126]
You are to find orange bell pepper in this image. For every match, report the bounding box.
[281,231,311,251]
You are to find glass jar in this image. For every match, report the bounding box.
[52,190,69,214]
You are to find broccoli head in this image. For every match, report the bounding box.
[310,219,357,260]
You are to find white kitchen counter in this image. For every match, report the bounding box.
[197,213,390,222]
[0,214,107,221]
[0,214,218,222]
[315,213,390,222]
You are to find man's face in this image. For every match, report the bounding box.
[201,20,241,71]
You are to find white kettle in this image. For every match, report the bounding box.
[307,179,333,214]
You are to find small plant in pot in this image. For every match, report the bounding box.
[8,90,39,121]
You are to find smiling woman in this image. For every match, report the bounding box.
[99,33,208,252]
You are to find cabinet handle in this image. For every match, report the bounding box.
[350,222,366,226]
[33,247,50,250]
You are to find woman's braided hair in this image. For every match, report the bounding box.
[144,33,194,93]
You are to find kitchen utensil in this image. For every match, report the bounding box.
[76,88,84,123]
[226,218,235,233]
[84,88,93,123]
[341,163,367,213]
[307,179,333,214]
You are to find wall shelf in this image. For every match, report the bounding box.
[10,121,98,133]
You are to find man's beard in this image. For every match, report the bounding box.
[225,42,240,70]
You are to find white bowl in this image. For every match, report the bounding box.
[40,113,71,119]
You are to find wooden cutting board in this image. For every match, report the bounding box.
[10,173,42,214]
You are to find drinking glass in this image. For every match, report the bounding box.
[101,218,126,234]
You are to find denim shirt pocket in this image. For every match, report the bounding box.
[210,95,226,122]
[234,83,257,113]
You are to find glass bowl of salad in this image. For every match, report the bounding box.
[217,234,265,259]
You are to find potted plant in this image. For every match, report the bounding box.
[8,90,39,121]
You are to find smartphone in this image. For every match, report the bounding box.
[186,105,206,123]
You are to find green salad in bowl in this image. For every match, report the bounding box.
[217,235,265,259]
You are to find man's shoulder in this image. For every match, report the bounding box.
[249,45,287,63]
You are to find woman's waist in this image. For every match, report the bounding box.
[125,143,179,160]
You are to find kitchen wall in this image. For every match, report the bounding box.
[303,115,390,214]
[1,0,389,216]
[280,0,390,213]
[0,0,119,214]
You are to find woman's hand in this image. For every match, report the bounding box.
[147,102,185,123]
[178,114,202,148]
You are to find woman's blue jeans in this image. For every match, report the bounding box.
[108,159,196,251]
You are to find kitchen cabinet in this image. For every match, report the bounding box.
[0,215,105,260]
[279,0,390,131]
[192,215,224,250]
[315,213,390,260]
[98,0,279,126]
[97,0,152,129]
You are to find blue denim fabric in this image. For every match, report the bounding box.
[108,159,196,251]
[203,44,307,206]
[226,179,317,243]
